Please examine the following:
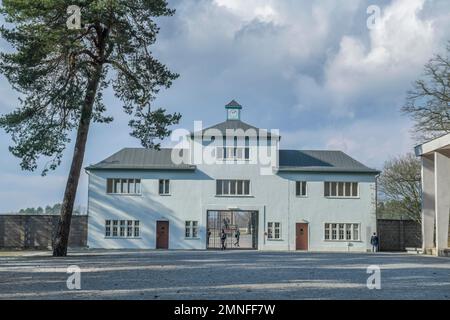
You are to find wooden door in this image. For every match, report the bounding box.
[296,223,308,250]
[156,221,169,249]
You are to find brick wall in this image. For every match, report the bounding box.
[0,215,87,249]
[377,219,421,251]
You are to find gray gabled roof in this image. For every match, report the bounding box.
[278,150,379,174]
[85,148,196,171]
[191,120,279,138]
[86,148,378,174]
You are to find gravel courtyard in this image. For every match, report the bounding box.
[0,250,449,300]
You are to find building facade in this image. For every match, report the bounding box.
[415,133,450,256]
[86,101,379,252]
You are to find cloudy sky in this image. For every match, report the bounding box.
[0,0,449,212]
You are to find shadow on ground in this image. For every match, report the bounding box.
[0,250,449,300]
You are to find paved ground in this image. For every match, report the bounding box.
[0,250,449,299]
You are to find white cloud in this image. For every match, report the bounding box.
[320,0,437,116]
[281,116,414,169]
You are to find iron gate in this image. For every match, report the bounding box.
[206,210,258,249]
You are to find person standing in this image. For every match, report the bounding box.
[234,229,240,247]
[370,232,379,252]
[207,229,211,247]
[220,229,227,250]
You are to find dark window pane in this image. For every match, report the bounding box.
[352,182,358,197]
[245,147,250,160]
[230,180,236,194]
[216,180,222,195]
[331,182,337,196]
[244,181,250,195]
[324,182,330,196]
[159,179,164,194]
[338,182,344,196]
[224,180,229,194]
[237,181,243,194]
[165,180,170,194]
[135,180,141,194]
[107,179,113,193]
[302,181,307,196]
[345,182,351,197]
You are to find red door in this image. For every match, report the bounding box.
[296,223,308,250]
[156,221,169,249]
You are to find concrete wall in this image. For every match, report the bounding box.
[87,164,377,252]
[377,219,421,251]
[0,215,87,249]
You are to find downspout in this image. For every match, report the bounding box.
[375,173,380,249]
[287,177,291,251]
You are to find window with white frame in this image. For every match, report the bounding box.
[295,181,307,197]
[216,146,250,160]
[216,180,250,196]
[324,223,360,241]
[134,221,140,237]
[106,178,141,194]
[185,221,198,238]
[159,179,170,195]
[267,222,281,240]
[105,220,140,238]
[324,182,358,198]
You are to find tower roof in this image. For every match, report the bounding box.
[225,99,242,109]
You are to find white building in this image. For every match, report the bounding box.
[415,133,450,257]
[86,101,379,251]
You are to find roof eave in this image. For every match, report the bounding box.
[277,167,380,174]
[85,165,197,171]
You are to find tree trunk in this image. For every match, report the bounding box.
[52,66,103,257]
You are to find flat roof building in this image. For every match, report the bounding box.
[415,133,450,256]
